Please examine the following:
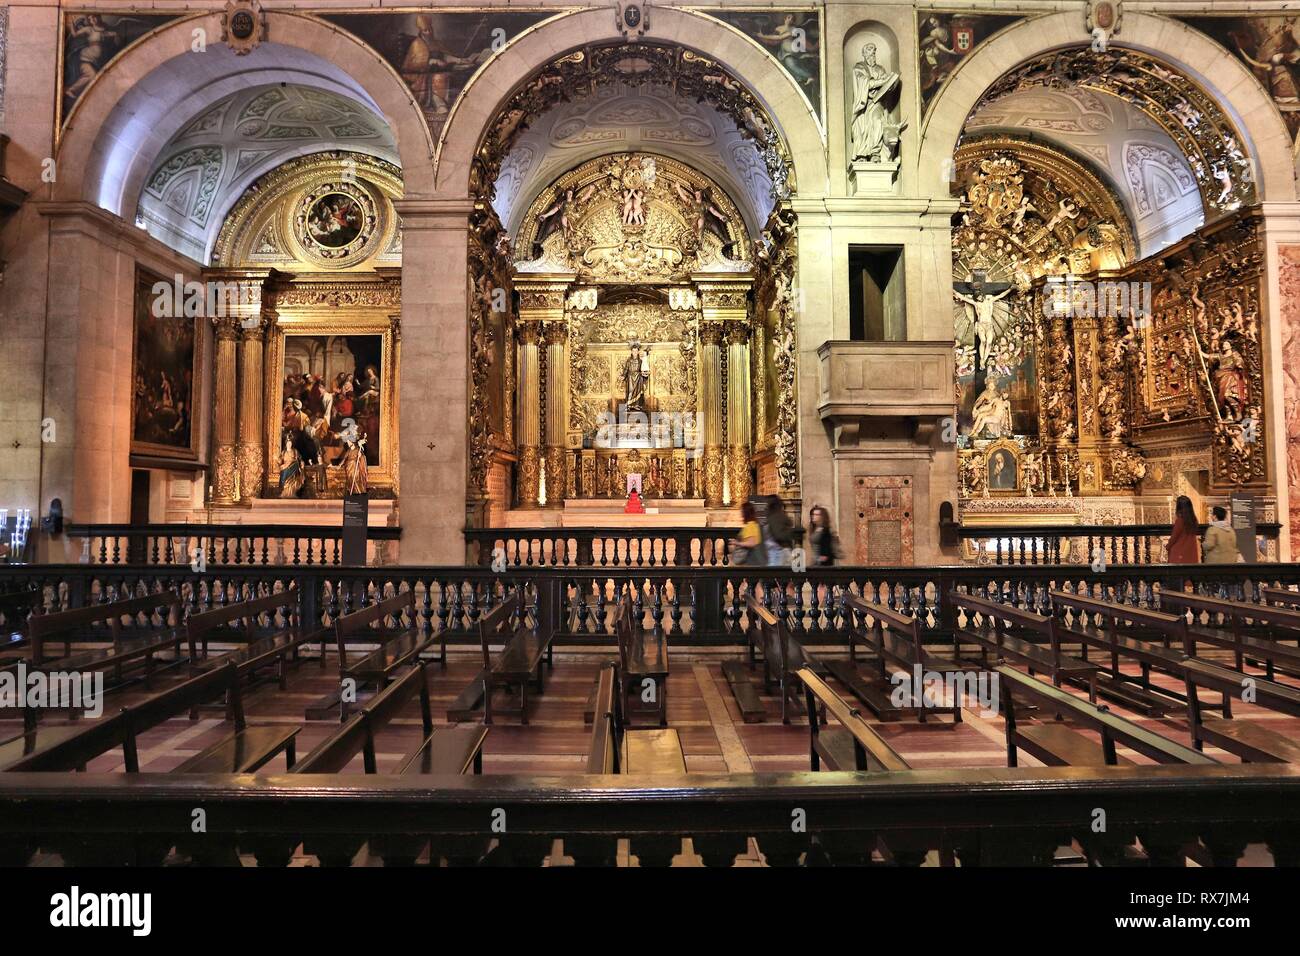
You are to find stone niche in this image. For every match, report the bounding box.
[843,20,905,194]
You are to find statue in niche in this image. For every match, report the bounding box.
[850,43,904,164]
[621,340,651,413]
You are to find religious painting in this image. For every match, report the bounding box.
[59,13,181,131]
[696,8,822,118]
[985,444,1020,493]
[130,266,200,463]
[304,193,365,250]
[916,12,1024,117]
[1178,15,1300,145]
[322,11,554,142]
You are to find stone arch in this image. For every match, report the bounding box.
[434,6,828,199]
[55,11,436,215]
[918,11,1295,202]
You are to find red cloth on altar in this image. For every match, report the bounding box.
[624,490,645,514]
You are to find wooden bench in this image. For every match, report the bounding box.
[746,595,827,724]
[28,591,186,690]
[847,595,962,724]
[478,592,554,726]
[0,585,38,656]
[949,591,1098,703]
[1263,586,1300,613]
[797,668,909,772]
[187,587,324,692]
[305,590,433,720]
[613,589,669,727]
[1,660,298,773]
[1160,590,1300,681]
[1047,589,1207,715]
[294,661,487,775]
[996,665,1215,768]
[1183,658,1300,763]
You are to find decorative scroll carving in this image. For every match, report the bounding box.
[467,203,514,497]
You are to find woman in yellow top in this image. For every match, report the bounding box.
[731,501,767,566]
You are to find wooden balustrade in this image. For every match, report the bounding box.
[957,522,1281,566]
[66,523,402,567]
[463,527,739,568]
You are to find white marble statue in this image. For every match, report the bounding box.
[850,43,902,164]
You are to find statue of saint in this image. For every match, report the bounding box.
[850,43,903,164]
[622,340,651,412]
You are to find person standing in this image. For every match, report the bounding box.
[730,501,767,566]
[1167,495,1201,564]
[1202,506,1241,563]
[808,505,841,567]
[763,495,797,566]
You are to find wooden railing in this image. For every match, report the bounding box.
[463,526,741,567]
[3,562,1299,648]
[1,763,1297,866]
[957,522,1282,566]
[66,523,402,567]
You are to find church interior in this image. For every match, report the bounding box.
[2,0,1300,894]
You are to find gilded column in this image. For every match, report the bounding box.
[726,321,752,503]
[210,316,240,505]
[698,322,725,507]
[516,321,542,508]
[236,316,267,502]
[1072,314,1103,495]
[543,321,568,509]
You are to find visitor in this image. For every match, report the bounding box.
[808,505,841,567]
[1166,495,1201,564]
[764,494,797,566]
[1202,506,1241,564]
[731,501,767,566]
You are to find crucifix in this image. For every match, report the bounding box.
[953,270,1013,386]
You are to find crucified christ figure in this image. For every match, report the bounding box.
[954,284,1013,374]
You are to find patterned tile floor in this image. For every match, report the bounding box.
[4,641,1296,865]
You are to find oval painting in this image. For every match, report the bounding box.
[305,193,364,249]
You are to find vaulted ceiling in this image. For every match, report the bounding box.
[493,82,776,239]
[964,85,1204,256]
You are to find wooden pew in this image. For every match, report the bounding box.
[186,587,324,691]
[745,594,827,724]
[0,585,38,657]
[28,591,185,689]
[478,592,554,726]
[949,591,1098,703]
[847,595,962,724]
[996,665,1216,768]
[797,668,909,772]
[309,590,433,720]
[1160,590,1300,681]
[613,589,669,727]
[1,660,298,773]
[1263,586,1300,612]
[1047,589,1207,715]
[1183,659,1300,762]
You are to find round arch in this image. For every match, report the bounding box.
[54,11,436,211]
[434,6,828,199]
[918,11,1296,202]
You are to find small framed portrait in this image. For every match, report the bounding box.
[985,441,1021,493]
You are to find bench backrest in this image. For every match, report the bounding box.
[477,593,521,670]
[187,587,301,656]
[1161,590,1300,633]
[587,661,622,774]
[614,590,636,672]
[334,590,416,672]
[746,595,797,675]
[293,663,431,774]
[1262,587,1300,610]
[847,595,925,664]
[995,665,1214,765]
[797,668,910,772]
[30,590,183,664]
[1048,589,1188,650]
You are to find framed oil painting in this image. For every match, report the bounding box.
[130,265,201,464]
[264,314,398,498]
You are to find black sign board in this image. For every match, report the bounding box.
[1230,493,1257,563]
[342,493,369,566]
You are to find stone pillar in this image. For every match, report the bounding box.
[516,322,542,508]
[698,322,725,507]
[726,321,752,503]
[543,321,568,509]
[210,315,240,505]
